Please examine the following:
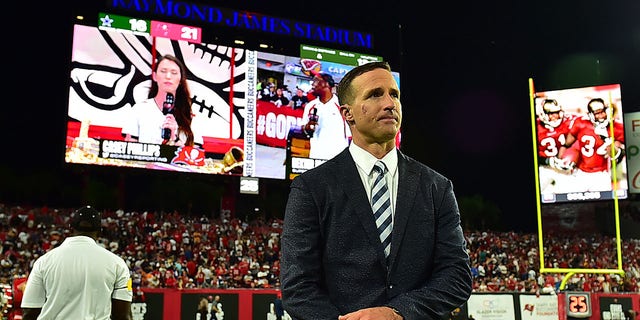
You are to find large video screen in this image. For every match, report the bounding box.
[253,47,401,180]
[66,18,249,176]
[532,83,627,203]
[65,13,400,180]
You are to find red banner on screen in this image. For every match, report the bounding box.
[255,100,304,148]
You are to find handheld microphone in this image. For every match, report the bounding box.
[308,107,319,123]
[303,107,319,138]
[161,93,175,140]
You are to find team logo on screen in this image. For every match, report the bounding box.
[300,58,321,76]
[172,146,206,166]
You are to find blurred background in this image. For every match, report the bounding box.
[2,0,639,235]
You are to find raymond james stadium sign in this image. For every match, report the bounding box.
[107,0,374,50]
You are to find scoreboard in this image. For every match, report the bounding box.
[566,292,592,318]
[98,12,202,43]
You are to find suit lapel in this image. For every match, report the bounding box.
[388,151,419,264]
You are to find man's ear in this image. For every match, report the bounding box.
[341,105,353,122]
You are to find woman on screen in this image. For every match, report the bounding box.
[122,54,202,147]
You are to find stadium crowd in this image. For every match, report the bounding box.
[1,203,639,303]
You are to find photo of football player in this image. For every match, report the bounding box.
[559,97,626,192]
[536,98,578,194]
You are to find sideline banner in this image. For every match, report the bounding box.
[466,294,517,320]
[519,294,558,320]
[624,111,640,193]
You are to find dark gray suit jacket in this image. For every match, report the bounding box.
[281,148,472,320]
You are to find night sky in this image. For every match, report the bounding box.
[3,0,639,232]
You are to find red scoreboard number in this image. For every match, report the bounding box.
[566,292,592,318]
[151,20,201,43]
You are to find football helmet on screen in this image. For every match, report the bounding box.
[539,99,563,128]
[587,98,611,127]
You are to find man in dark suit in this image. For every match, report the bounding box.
[280,61,472,320]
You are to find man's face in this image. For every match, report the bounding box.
[345,68,401,144]
[547,111,561,122]
[590,102,607,122]
[311,76,327,95]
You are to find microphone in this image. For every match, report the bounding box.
[161,93,175,140]
[308,107,319,123]
[303,107,319,138]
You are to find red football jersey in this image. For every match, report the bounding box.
[564,116,625,172]
[537,114,576,158]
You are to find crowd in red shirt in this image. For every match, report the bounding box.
[1,203,638,302]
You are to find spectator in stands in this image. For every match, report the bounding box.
[270,87,290,107]
[0,200,638,304]
[289,87,309,110]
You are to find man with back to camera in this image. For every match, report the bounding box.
[281,61,472,319]
[21,205,133,320]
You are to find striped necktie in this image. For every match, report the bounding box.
[371,161,392,258]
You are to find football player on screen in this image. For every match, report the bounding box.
[558,98,625,192]
[536,98,578,194]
